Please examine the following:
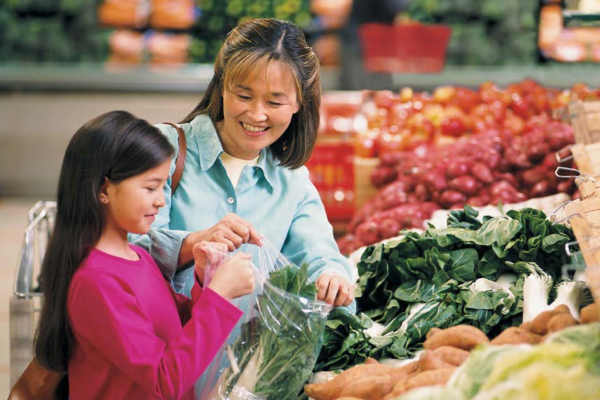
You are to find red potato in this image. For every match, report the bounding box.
[526,142,550,163]
[446,159,473,179]
[379,219,401,238]
[519,167,548,187]
[471,162,494,183]
[449,176,481,196]
[530,180,552,198]
[439,190,467,208]
[557,178,575,194]
[355,221,380,245]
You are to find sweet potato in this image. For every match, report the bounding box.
[386,368,456,398]
[423,325,489,351]
[426,327,442,340]
[335,398,365,400]
[338,376,394,400]
[520,321,533,332]
[364,357,380,365]
[491,327,541,345]
[530,309,560,335]
[581,303,599,324]
[388,361,418,382]
[547,313,578,333]
[432,346,470,366]
[304,364,393,400]
[553,304,571,315]
[418,351,454,372]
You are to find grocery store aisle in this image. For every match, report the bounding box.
[0,198,38,397]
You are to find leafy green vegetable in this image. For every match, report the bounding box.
[316,207,575,371]
[218,263,329,399]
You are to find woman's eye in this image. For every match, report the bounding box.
[268,101,283,107]
[146,187,157,192]
[237,94,251,100]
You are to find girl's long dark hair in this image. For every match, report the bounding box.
[34,111,174,373]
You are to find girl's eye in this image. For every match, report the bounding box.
[146,187,157,192]
[237,94,251,101]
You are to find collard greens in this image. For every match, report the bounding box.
[316,207,575,371]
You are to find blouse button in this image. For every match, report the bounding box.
[227,197,235,204]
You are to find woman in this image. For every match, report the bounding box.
[134,18,355,308]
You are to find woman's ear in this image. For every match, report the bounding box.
[99,177,110,205]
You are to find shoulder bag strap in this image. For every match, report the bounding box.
[163,122,187,196]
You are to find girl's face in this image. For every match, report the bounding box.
[217,60,300,160]
[101,160,171,236]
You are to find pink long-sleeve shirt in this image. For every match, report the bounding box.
[67,245,242,400]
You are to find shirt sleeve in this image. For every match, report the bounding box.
[68,271,242,400]
[281,168,355,284]
[130,123,193,280]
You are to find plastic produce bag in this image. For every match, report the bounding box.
[197,239,332,400]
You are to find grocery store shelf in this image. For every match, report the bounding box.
[0,64,215,93]
[1,64,600,93]
[0,64,341,93]
[563,10,600,24]
[392,65,600,90]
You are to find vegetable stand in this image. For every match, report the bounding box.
[9,201,55,386]
[561,102,600,318]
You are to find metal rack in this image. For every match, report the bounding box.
[9,201,56,386]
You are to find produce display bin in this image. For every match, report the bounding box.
[9,201,55,386]
[358,23,452,73]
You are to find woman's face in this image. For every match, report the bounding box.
[218,60,300,160]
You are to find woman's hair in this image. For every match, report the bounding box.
[181,18,321,169]
[35,110,174,373]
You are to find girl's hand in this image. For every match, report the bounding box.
[315,273,355,307]
[192,242,228,285]
[206,252,255,301]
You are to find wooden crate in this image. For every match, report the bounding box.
[570,143,600,199]
[568,100,600,145]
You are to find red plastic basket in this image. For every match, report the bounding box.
[358,22,452,73]
[306,140,355,223]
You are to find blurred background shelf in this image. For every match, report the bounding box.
[3,64,600,92]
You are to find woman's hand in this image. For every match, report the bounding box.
[204,213,263,251]
[315,272,355,307]
[179,214,262,266]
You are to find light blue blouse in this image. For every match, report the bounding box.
[132,114,353,301]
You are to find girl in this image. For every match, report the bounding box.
[33,110,255,399]
[133,18,355,309]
